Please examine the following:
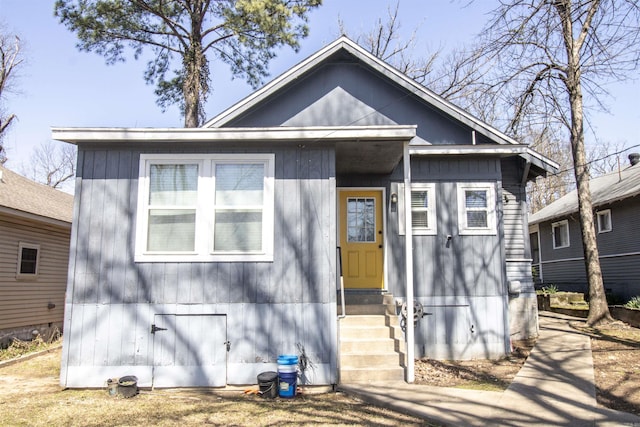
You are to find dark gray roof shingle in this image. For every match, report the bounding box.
[529,163,640,225]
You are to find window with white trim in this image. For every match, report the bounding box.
[136,154,275,262]
[397,183,437,235]
[552,220,570,249]
[456,183,497,235]
[17,242,40,278]
[596,210,612,233]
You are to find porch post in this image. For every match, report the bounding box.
[403,141,415,383]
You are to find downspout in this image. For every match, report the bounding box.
[403,141,415,383]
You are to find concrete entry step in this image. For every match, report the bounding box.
[338,294,406,383]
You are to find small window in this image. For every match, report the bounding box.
[552,220,570,249]
[397,183,437,235]
[457,183,497,235]
[596,210,612,233]
[17,243,40,277]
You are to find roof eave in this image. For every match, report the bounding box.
[52,125,417,144]
[0,206,72,228]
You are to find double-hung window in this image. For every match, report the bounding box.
[398,183,437,235]
[596,210,612,233]
[136,154,275,262]
[17,242,40,278]
[552,220,570,249]
[457,183,497,235]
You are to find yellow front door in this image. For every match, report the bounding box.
[339,190,384,289]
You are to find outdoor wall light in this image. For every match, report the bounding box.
[390,193,398,204]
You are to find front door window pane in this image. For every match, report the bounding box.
[347,197,376,242]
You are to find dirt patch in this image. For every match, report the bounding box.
[576,321,640,416]
[414,340,534,391]
[414,324,640,416]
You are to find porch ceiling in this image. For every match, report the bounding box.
[336,139,404,174]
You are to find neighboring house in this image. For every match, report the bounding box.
[52,37,557,388]
[0,165,73,347]
[529,154,640,301]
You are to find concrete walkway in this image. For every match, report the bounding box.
[339,312,640,426]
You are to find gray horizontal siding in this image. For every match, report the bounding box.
[535,196,640,300]
[0,214,70,332]
[539,255,640,300]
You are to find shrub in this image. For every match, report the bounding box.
[625,296,640,309]
[541,284,558,294]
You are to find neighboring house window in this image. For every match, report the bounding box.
[136,154,275,262]
[456,183,497,235]
[552,220,570,249]
[596,210,612,233]
[397,183,437,235]
[17,242,40,277]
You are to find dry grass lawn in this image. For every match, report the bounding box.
[0,348,430,426]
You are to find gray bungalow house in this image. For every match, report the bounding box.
[0,165,73,347]
[529,154,640,300]
[53,37,557,388]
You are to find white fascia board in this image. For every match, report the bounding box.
[409,145,529,156]
[51,125,417,144]
[409,145,558,174]
[524,148,560,172]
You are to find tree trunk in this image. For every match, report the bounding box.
[559,0,613,326]
[183,2,205,128]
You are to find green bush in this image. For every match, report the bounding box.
[625,296,640,309]
[541,284,558,294]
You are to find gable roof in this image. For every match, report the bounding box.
[203,36,557,176]
[0,165,74,226]
[205,37,514,145]
[529,162,640,225]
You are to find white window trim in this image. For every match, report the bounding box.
[17,242,40,279]
[552,220,570,249]
[456,182,497,235]
[596,209,612,233]
[397,183,437,235]
[136,153,275,262]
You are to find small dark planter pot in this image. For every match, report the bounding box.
[117,376,138,398]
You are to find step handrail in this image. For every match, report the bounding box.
[337,246,346,318]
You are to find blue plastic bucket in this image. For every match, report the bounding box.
[278,371,297,398]
[277,354,298,398]
[277,355,298,366]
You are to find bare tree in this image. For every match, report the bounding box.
[471,0,640,326]
[338,2,441,86]
[526,127,575,212]
[22,141,77,192]
[0,29,23,163]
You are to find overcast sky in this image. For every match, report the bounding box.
[1,0,638,171]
